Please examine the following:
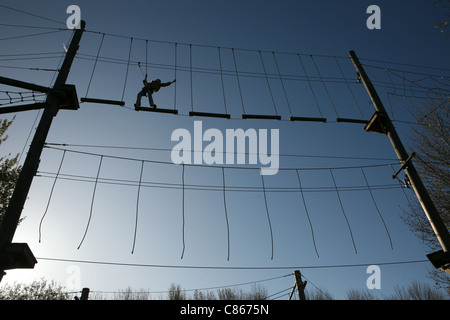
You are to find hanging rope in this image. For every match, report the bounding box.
[334,56,364,119]
[389,164,425,242]
[39,150,66,243]
[259,50,278,116]
[145,39,148,76]
[181,164,186,259]
[190,44,194,112]
[78,155,103,250]
[310,55,339,118]
[295,170,319,257]
[222,167,230,261]
[329,169,357,254]
[121,37,133,101]
[232,48,246,114]
[85,33,105,98]
[131,160,145,254]
[273,52,293,116]
[297,54,323,118]
[174,42,178,110]
[261,174,274,260]
[218,47,228,114]
[360,167,393,250]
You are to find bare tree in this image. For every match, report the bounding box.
[112,286,149,300]
[388,280,447,300]
[0,278,69,300]
[346,288,377,300]
[168,283,187,300]
[305,288,334,300]
[0,117,23,226]
[401,101,450,293]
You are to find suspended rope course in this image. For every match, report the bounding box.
[67,28,449,127]
[36,146,409,260]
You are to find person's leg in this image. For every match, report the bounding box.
[135,89,145,107]
[148,91,156,108]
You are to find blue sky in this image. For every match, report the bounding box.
[0,0,449,300]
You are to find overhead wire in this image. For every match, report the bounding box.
[0,4,66,26]
[44,142,399,162]
[43,145,401,171]
[36,170,405,194]
[36,256,430,270]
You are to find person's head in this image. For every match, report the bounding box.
[155,79,161,83]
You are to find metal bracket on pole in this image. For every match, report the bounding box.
[392,152,415,180]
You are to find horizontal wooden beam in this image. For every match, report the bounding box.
[80,97,125,106]
[242,114,281,120]
[336,118,369,124]
[189,111,230,119]
[289,116,327,122]
[135,106,178,114]
[0,103,46,114]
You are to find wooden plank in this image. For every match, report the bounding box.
[135,106,178,114]
[80,97,125,106]
[289,116,327,122]
[189,111,230,119]
[242,114,281,120]
[336,117,369,124]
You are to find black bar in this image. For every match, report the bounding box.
[0,76,52,94]
[80,97,125,106]
[289,116,327,122]
[336,118,369,124]
[135,106,178,114]
[0,103,46,114]
[242,114,281,120]
[189,111,230,119]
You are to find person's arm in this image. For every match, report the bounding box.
[160,79,176,87]
[143,74,148,86]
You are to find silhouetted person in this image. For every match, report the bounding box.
[134,75,176,108]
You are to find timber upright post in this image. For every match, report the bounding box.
[0,21,86,282]
[348,50,450,273]
[289,270,307,300]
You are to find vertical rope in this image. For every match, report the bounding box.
[329,169,357,254]
[297,54,323,118]
[145,39,148,76]
[222,167,230,261]
[389,165,424,241]
[273,52,293,116]
[190,44,194,112]
[78,155,103,250]
[261,174,274,260]
[334,56,364,118]
[131,160,145,254]
[295,170,319,257]
[218,47,228,114]
[360,167,393,250]
[310,55,339,117]
[85,33,105,98]
[174,43,178,110]
[259,50,278,116]
[232,48,246,114]
[121,37,133,101]
[181,164,186,259]
[39,150,66,243]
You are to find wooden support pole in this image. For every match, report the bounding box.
[294,270,307,300]
[0,21,86,282]
[80,288,90,300]
[349,50,450,272]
